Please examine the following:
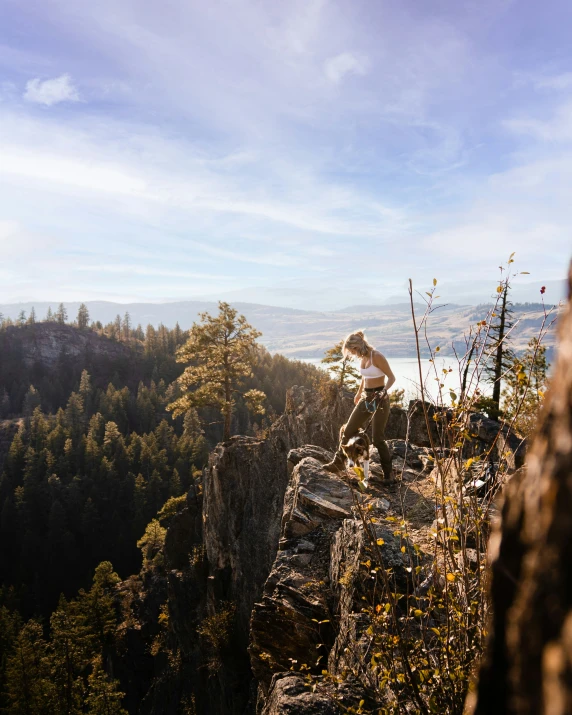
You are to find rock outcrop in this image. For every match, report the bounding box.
[2,323,132,368]
[114,382,529,713]
[467,267,572,715]
[387,400,526,468]
[249,453,416,713]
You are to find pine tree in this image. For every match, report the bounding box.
[45,307,54,322]
[144,325,157,355]
[77,304,90,330]
[137,519,166,569]
[114,315,121,340]
[65,392,85,442]
[321,341,360,390]
[27,308,36,325]
[49,596,90,714]
[77,562,120,653]
[0,388,10,418]
[122,313,131,342]
[167,302,266,439]
[55,303,68,325]
[4,620,54,715]
[484,267,516,421]
[169,468,183,497]
[85,660,127,715]
[16,311,26,326]
[22,386,41,417]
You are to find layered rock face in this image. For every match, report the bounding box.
[200,387,353,713]
[3,323,131,368]
[467,269,572,714]
[249,453,413,714]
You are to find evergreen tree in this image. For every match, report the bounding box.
[45,307,54,322]
[122,313,131,342]
[0,388,11,418]
[168,302,266,439]
[321,341,360,390]
[49,596,90,714]
[114,315,121,340]
[16,311,26,326]
[85,660,127,715]
[22,386,41,417]
[484,266,516,421]
[55,304,68,325]
[27,308,36,325]
[137,519,166,569]
[77,562,120,654]
[4,620,54,715]
[77,304,90,330]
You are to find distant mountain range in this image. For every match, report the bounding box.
[0,298,560,359]
[189,277,566,311]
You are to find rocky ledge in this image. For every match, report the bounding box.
[249,448,423,714]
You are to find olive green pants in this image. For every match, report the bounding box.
[336,393,392,478]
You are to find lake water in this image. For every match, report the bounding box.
[299,356,472,402]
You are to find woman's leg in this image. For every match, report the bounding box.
[324,398,370,472]
[372,395,392,478]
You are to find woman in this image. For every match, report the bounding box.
[324,330,396,481]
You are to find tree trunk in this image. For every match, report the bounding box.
[490,285,508,421]
[223,381,231,440]
[466,264,572,714]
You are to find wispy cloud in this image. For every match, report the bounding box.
[324,52,369,84]
[24,74,80,106]
[504,101,572,142]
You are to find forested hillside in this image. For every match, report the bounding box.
[0,315,323,623]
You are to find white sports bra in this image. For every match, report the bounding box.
[360,350,386,379]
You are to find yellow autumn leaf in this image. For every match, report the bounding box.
[376,538,384,546]
[353,466,364,479]
[446,573,456,582]
[433,278,437,286]
[414,609,423,618]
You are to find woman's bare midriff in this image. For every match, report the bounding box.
[364,377,385,389]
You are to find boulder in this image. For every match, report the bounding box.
[287,445,333,474]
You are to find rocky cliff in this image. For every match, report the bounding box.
[115,384,523,713]
[114,386,353,714]
[2,323,132,368]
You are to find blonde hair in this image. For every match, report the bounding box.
[342,330,373,359]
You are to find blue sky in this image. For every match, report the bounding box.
[0,0,571,309]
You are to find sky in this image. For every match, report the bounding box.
[0,0,571,309]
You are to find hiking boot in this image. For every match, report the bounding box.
[323,454,345,475]
[382,466,400,485]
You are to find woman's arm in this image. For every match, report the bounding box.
[355,377,364,404]
[374,352,396,391]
